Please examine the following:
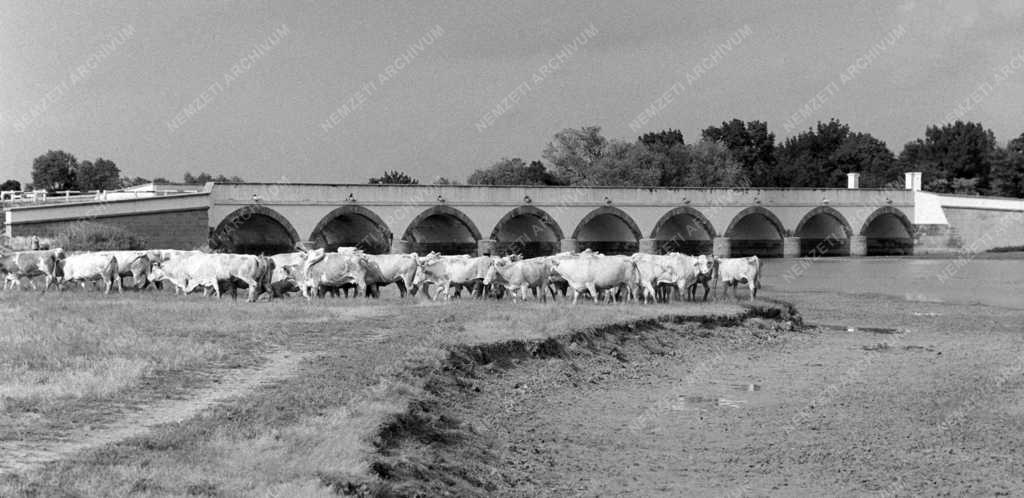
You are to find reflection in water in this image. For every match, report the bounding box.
[762,257,1024,310]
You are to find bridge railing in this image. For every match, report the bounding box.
[1,187,206,208]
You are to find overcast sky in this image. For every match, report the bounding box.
[2,0,1023,185]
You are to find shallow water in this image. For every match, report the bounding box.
[761,256,1024,309]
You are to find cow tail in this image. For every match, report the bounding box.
[755,257,763,290]
[711,257,719,297]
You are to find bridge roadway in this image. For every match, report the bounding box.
[5,183,919,257]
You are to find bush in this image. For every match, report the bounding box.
[53,222,147,251]
[1,235,59,251]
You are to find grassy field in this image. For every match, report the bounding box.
[0,288,750,496]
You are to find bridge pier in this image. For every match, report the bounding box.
[390,239,411,254]
[638,238,657,254]
[559,238,578,253]
[849,235,867,257]
[713,237,731,258]
[477,238,497,256]
[783,237,801,258]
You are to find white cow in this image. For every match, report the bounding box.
[270,251,307,296]
[484,256,551,303]
[630,253,680,304]
[292,249,387,300]
[548,252,639,305]
[60,252,121,294]
[0,248,65,292]
[413,253,492,301]
[363,252,420,297]
[151,253,274,302]
[714,255,762,301]
[93,250,153,289]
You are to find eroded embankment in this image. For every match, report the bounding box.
[348,300,801,497]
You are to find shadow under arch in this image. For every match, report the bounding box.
[860,206,915,255]
[794,206,854,257]
[724,206,787,257]
[401,205,482,255]
[489,206,564,257]
[210,205,300,254]
[309,205,392,253]
[649,206,717,254]
[572,206,642,255]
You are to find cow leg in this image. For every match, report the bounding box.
[396,280,407,298]
[749,280,756,301]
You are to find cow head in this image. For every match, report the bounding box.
[483,257,511,285]
[694,254,712,278]
[413,257,443,287]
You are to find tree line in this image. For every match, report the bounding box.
[370,119,1024,198]
[1,150,243,192]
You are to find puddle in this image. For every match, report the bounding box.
[671,395,751,411]
[912,312,942,317]
[816,324,905,335]
[729,383,762,392]
[717,398,747,408]
[670,395,716,410]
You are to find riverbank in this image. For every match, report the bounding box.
[424,291,1024,496]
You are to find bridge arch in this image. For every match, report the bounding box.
[309,205,392,254]
[211,205,300,254]
[490,206,564,257]
[860,206,914,255]
[794,206,853,256]
[650,206,716,254]
[725,206,787,257]
[572,206,642,255]
[402,205,482,255]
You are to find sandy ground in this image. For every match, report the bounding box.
[459,291,1024,497]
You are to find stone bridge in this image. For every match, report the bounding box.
[5,182,921,258]
[209,184,918,257]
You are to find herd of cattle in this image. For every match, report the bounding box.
[0,246,764,303]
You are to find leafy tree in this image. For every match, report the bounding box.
[31,150,78,191]
[990,133,1024,198]
[433,177,459,185]
[830,133,898,187]
[467,158,559,185]
[368,170,418,184]
[638,129,685,150]
[775,120,852,188]
[152,177,170,183]
[679,140,747,187]
[120,176,150,188]
[898,121,997,193]
[181,172,237,185]
[586,140,662,186]
[76,158,121,190]
[1,179,21,191]
[541,126,607,184]
[702,119,777,186]
[773,119,898,188]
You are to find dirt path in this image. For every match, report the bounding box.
[0,349,314,476]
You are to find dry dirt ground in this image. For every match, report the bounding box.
[444,290,1024,497]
